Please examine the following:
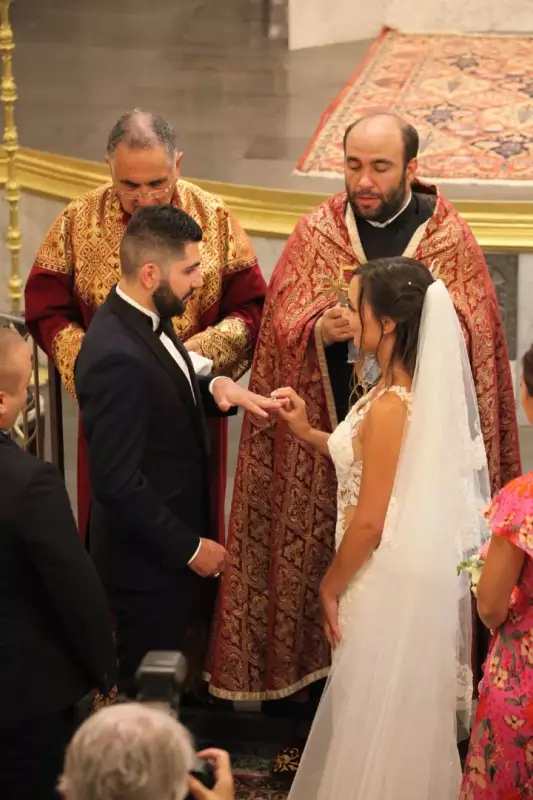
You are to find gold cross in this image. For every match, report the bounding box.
[319,268,353,306]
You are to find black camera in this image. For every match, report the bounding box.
[135,651,215,792]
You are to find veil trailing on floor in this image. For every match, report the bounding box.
[288,280,491,800]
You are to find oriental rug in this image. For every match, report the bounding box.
[181,704,290,799]
[295,27,533,185]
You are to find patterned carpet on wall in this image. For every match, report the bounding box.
[296,27,533,185]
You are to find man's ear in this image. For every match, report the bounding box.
[138,261,161,290]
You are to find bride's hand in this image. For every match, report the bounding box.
[319,576,342,649]
[270,387,311,439]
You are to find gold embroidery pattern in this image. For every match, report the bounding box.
[207,186,521,701]
[186,317,252,381]
[314,316,338,430]
[34,196,84,276]
[272,747,302,775]
[91,685,118,713]
[51,323,85,398]
[207,199,353,701]
[173,182,258,340]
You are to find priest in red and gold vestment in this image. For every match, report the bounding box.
[24,110,267,541]
[207,115,521,716]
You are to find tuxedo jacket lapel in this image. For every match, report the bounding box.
[106,288,209,455]
[161,320,211,455]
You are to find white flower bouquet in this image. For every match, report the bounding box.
[457,555,485,596]
[457,540,490,597]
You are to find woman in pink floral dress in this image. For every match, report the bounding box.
[461,344,533,799]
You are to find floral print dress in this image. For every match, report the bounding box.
[461,473,533,799]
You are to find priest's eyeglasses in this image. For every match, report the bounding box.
[116,183,175,200]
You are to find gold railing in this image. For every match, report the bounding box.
[0,4,53,469]
[0,0,21,313]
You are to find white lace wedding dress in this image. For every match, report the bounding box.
[328,386,411,630]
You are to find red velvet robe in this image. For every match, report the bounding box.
[24,180,267,541]
[207,181,522,701]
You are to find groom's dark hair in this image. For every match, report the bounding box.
[120,204,202,277]
[353,257,434,380]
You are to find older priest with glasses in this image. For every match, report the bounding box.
[24,109,267,543]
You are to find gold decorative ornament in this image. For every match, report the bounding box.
[0,0,21,313]
[320,271,350,306]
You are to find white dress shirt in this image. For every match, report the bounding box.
[116,285,227,564]
[115,285,216,402]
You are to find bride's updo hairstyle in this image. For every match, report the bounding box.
[353,256,434,379]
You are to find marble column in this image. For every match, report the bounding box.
[288,0,533,50]
[288,0,387,49]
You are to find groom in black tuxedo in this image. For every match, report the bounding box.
[75,204,279,695]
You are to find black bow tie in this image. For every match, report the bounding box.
[155,318,176,340]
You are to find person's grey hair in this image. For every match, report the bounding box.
[58,703,195,800]
[106,109,177,161]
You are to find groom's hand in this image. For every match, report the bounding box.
[189,538,229,578]
[210,377,284,418]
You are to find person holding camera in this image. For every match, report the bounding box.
[59,703,235,800]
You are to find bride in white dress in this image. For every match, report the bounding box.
[272,256,490,800]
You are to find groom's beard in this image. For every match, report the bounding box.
[152,280,194,320]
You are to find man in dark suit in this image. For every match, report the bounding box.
[0,327,117,800]
[74,204,279,696]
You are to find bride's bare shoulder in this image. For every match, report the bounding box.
[366,391,409,429]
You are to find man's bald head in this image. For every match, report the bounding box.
[0,327,32,431]
[0,327,29,393]
[59,703,195,800]
[343,113,419,167]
